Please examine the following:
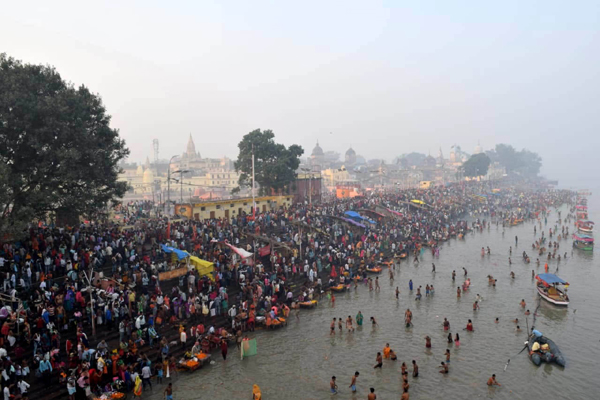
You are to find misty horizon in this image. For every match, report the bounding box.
[3,1,599,186]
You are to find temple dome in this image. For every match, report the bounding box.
[311,142,324,156]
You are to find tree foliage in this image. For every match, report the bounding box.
[0,53,129,237]
[486,144,542,176]
[398,152,427,167]
[461,153,491,178]
[234,129,304,195]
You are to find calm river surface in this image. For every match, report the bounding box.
[147,193,599,400]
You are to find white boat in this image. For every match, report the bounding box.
[536,274,569,306]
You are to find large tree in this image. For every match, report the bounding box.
[461,153,491,178]
[234,129,303,195]
[487,144,542,176]
[0,53,129,237]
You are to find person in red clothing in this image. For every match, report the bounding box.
[466,319,474,332]
[221,338,228,360]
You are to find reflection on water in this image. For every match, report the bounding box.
[537,301,569,324]
[143,204,599,400]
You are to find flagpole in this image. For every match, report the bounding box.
[252,143,256,267]
[252,143,256,219]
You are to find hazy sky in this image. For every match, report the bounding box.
[3,1,599,185]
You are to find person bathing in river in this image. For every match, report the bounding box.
[374,352,383,369]
[405,309,413,327]
[439,362,449,374]
[412,360,419,377]
[443,318,450,331]
[383,343,391,359]
[425,336,432,348]
[346,316,354,332]
[466,319,474,332]
[356,311,363,326]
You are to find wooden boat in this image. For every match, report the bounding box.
[573,233,594,251]
[527,333,566,367]
[535,274,569,306]
[330,284,346,292]
[397,250,408,259]
[575,220,594,234]
[299,300,318,309]
[268,317,287,329]
[365,266,382,274]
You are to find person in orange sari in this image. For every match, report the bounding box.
[383,343,391,359]
[252,384,262,399]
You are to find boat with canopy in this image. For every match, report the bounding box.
[575,220,594,233]
[535,273,569,306]
[573,233,594,251]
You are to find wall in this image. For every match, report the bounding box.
[174,195,293,220]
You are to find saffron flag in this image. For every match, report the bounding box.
[258,245,271,257]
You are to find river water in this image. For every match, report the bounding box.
[146,194,598,400]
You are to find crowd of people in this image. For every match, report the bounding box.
[0,179,573,399]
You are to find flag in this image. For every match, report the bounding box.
[258,245,271,257]
[192,225,197,241]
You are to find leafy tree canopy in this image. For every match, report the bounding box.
[461,153,491,178]
[234,129,303,195]
[486,144,542,176]
[0,53,129,237]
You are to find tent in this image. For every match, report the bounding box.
[344,211,376,225]
[161,244,189,260]
[189,256,215,281]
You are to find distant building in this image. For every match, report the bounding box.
[310,141,324,170]
[345,147,357,165]
[174,134,234,175]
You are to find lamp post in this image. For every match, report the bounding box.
[173,169,190,204]
[167,155,179,215]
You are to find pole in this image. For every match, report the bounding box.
[308,173,312,205]
[167,155,178,216]
[180,170,184,204]
[83,268,97,338]
[252,144,256,219]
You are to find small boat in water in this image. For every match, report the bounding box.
[536,273,569,306]
[330,284,346,292]
[573,233,594,251]
[299,300,318,309]
[396,250,408,259]
[366,266,382,274]
[575,220,594,234]
[527,331,566,367]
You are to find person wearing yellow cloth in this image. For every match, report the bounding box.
[383,343,391,359]
[531,342,541,353]
[253,384,262,399]
[133,374,142,397]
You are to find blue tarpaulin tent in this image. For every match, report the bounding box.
[161,244,189,260]
[344,211,376,225]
